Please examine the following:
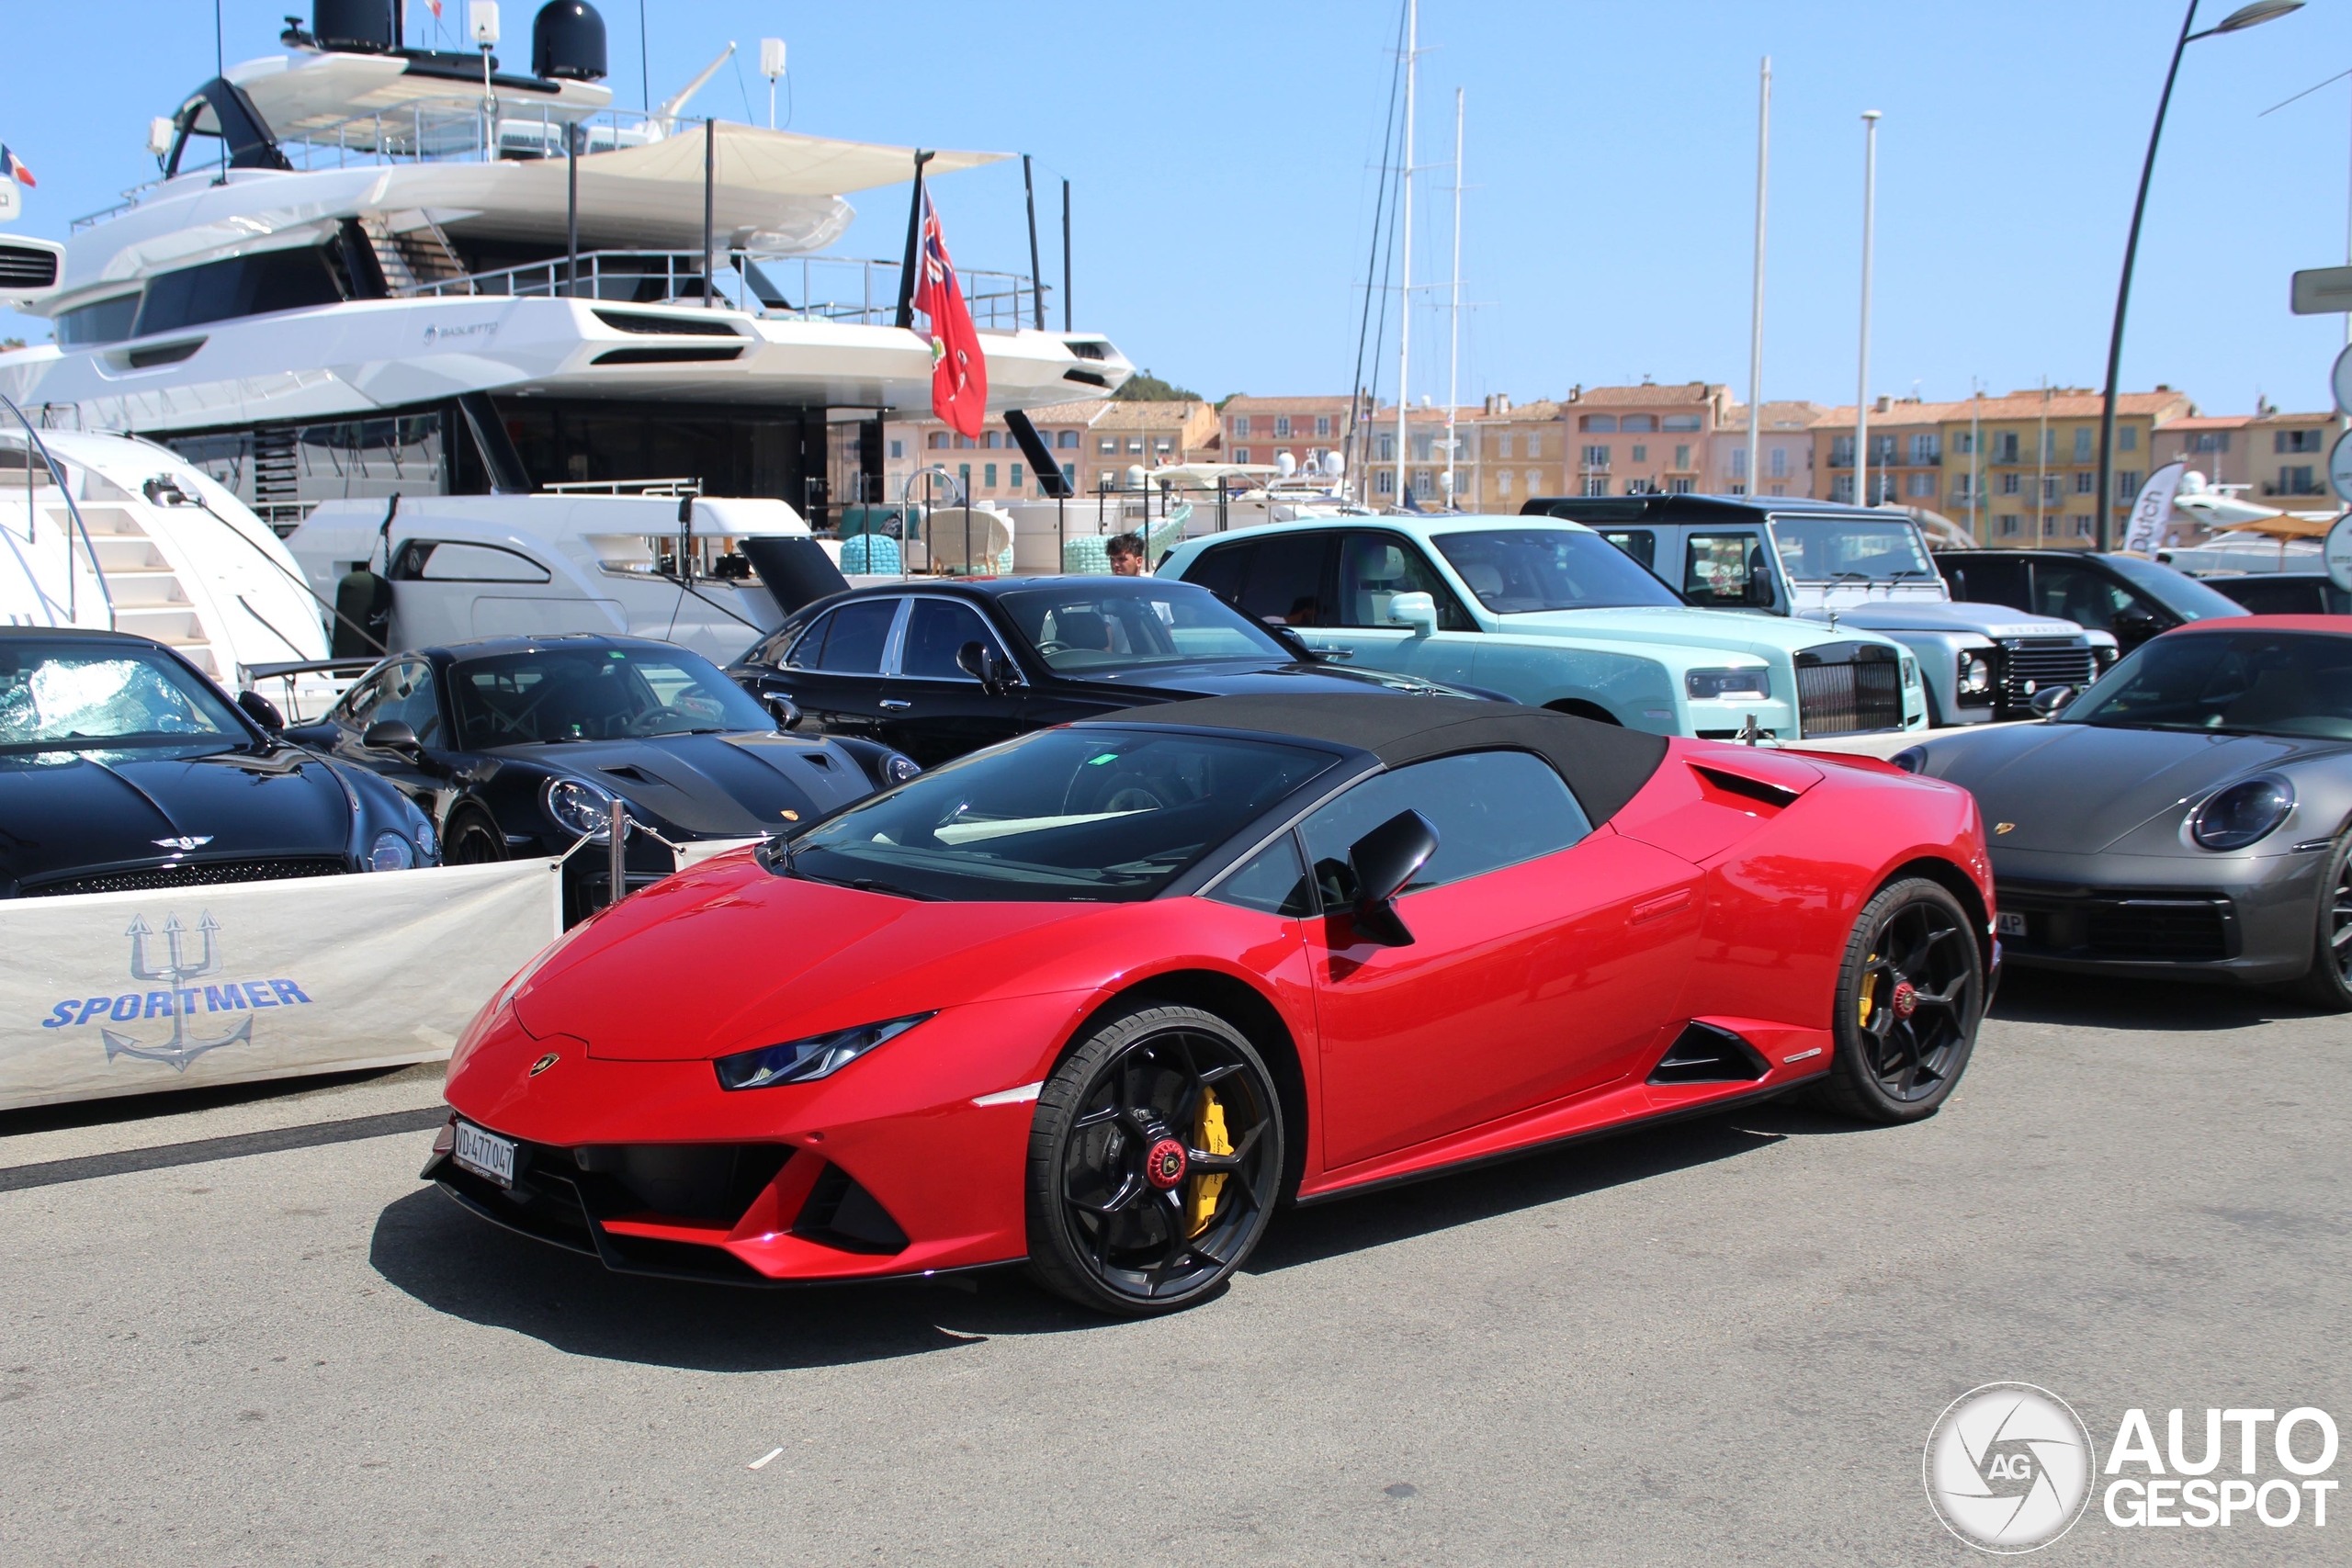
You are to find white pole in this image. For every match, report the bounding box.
[1855,110,1881,509]
[1446,87,1464,512]
[1394,0,1417,511]
[1746,58,1770,500]
[1971,383,1984,544]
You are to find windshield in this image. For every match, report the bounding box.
[449,644,774,744]
[1770,516,1934,582]
[785,726,1338,901]
[2100,553,2253,622]
[2059,630,2352,739]
[1431,528,1681,612]
[997,581,1294,674]
[0,640,247,755]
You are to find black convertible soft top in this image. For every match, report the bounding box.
[1097,694,1670,827]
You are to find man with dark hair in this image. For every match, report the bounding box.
[1106,532,1146,576]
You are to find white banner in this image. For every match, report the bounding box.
[0,860,561,1112]
[2122,460,2187,554]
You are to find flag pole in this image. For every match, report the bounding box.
[895,151,934,331]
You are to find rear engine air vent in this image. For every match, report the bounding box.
[592,309,743,337]
[590,344,745,366]
[794,1163,910,1254]
[1690,762,1802,807]
[1648,1022,1770,1085]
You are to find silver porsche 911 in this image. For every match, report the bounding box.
[1894,615,2352,1009]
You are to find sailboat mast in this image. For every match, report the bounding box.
[1446,88,1464,511]
[1394,0,1416,511]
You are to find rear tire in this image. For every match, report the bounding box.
[2287,833,2352,1011]
[1025,1003,1283,1316]
[1817,877,1983,1124]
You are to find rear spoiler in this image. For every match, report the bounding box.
[243,657,380,682]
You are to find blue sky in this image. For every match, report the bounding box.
[5,1,2349,414]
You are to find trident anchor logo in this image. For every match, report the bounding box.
[100,912,254,1071]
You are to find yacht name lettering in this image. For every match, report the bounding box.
[40,979,316,1029]
[422,321,499,344]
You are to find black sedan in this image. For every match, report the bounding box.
[1,626,436,897]
[726,575,1494,768]
[1937,549,2248,654]
[281,635,911,923]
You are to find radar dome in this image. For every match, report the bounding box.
[533,1,608,82]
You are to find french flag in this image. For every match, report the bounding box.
[1,145,33,187]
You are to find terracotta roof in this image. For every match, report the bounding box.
[2159,415,2253,431]
[1220,395,1358,415]
[2248,412,2335,424]
[1721,400,1827,429]
[1469,400,1566,424]
[1568,382,1724,407]
[1940,391,2190,420]
[1084,400,1214,430]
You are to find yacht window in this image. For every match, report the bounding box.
[390,540,551,583]
[57,295,141,348]
[134,246,345,339]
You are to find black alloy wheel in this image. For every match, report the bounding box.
[1025,1003,1283,1316]
[444,806,506,865]
[2289,832,2352,1011]
[1818,878,1982,1124]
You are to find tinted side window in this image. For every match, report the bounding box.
[792,599,899,673]
[2030,564,2132,632]
[1684,532,1767,607]
[1300,750,1592,905]
[390,539,550,583]
[899,598,1001,680]
[1209,832,1314,918]
[1600,528,1656,570]
[1238,533,1332,627]
[375,661,444,745]
[2218,578,2326,616]
[1185,542,1254,606]
[1942,555,2026,608]
[1333,533,1473,630]
[335,667,393,728]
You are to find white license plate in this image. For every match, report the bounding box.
[452,1122,516,1188]
[1996,912,2028,937]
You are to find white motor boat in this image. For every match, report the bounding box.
[0,1,1129,530]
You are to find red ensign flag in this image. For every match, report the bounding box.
[912,188,987,438]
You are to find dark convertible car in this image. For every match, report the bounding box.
[283,635,910,921]
[727,575,1495,767]
[1,626,436,897]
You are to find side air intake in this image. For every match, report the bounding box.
[1647,1021,1770,1085]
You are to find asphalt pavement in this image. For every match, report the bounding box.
[1,970,2344,1566]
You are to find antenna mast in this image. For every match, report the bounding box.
[1393,0,1417,510]
[1446,87,1464,511]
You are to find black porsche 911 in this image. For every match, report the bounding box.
[726,575,1495,768]
[0,626,436,897]
[280,635,914,923]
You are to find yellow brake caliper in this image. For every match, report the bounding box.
[1188,1089,1231,1236]
[1859,953,1881,1028]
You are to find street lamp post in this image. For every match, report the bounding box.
[2094,0,2302,551]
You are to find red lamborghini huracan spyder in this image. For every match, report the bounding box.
[425,694,1995,1314]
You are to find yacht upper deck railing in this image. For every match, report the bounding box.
[408,249,1048,331]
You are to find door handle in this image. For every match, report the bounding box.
[880,700,912,711]
[1316,647,1355,660]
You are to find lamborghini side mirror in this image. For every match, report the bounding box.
[2029,684,2075,718]
[1345,808,1439,947]
[236,688,285,731]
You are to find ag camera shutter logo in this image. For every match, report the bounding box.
[1924,1382,2096,1553]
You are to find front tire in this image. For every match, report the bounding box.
[1024,1003,1283,1316]
[444,806,506,865]
[2288,833,2352,1010]
[1818,877,1983,1123]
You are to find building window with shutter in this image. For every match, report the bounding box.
[1376,469,1395,494]
[1233,416,1250,437]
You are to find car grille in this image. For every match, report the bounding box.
[20,857,348,898]
[1998,637,2097,714]
[1996,884,2234,964]
[1794,643,1905,737]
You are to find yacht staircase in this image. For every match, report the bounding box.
[66,502,222,677]
[361,213,472,295]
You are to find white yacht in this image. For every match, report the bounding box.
[0,1,1130,533]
